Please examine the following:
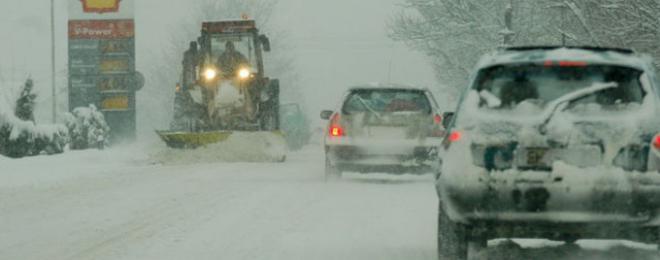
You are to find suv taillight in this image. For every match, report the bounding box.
[448,131,462,142]
[329,114,344,137]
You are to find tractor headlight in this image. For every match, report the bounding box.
[238,68,251,79]
[204,68,218,81]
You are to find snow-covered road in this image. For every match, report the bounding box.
[0,144,658,260]
[0,145,436,260]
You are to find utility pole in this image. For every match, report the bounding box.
[561,2,567,46]
[501,0,515,47]
[50,0,57,123]
[549,1,569,46]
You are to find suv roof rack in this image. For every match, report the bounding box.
[504,46,634,55]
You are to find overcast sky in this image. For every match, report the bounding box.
[0,0,436,132]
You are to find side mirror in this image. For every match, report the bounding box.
[442,112,455,129]
[320,110,334,120]
[260,35,271,52]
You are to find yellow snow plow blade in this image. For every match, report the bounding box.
[155,130,287,163]
[156,130,235,149]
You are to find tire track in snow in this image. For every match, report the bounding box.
[61,168,264,260]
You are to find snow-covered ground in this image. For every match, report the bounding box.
[0,143,658,260]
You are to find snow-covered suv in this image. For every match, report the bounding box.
[436,46,660,259]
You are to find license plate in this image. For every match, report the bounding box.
[368,127,407,139]
[526,148,547,165]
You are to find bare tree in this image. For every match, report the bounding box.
[390,0,517,96]
[567,0,660,67]
[390,0,660,97]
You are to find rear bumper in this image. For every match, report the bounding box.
[437,161,660,228]
[326,141,440,173]
[335,163,434,174]
[466,219,660,242]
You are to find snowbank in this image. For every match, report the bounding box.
[0,142,150,189]
[151,132,287,164]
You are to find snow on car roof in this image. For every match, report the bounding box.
[476,46,653,71]
[349,83,426,91]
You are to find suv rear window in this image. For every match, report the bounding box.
[474,64,645,109]
[342,89,431,114]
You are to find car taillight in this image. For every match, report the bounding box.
[653,134,660,150]
[430,114,444,137]
[329,114,344,137]
[330,126,343,137]
[434,114,442,124]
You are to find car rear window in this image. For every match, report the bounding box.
[342,89,431,114]
[473,64,645,109]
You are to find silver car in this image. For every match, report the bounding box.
[321,85,444,178]
[436,46,660,259]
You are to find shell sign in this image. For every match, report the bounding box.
[81,0,121,13]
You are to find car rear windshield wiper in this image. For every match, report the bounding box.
[538,82,618,134]
[356,96,384,119]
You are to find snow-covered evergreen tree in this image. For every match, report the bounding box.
[0,79,68,158]
[5,79,36,156]
[14,78,36,122]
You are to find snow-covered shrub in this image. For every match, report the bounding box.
[64,105,110,150]
[32,124,69,155]
[0,79,69,158]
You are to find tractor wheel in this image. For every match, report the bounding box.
[261,112,278,131]
[654,227,660,251]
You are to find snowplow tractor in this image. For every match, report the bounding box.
[157,20,286,162]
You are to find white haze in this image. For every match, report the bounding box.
[0,0,436,138]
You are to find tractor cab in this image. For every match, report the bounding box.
[201,21,269,83]
[180,20,271,90]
